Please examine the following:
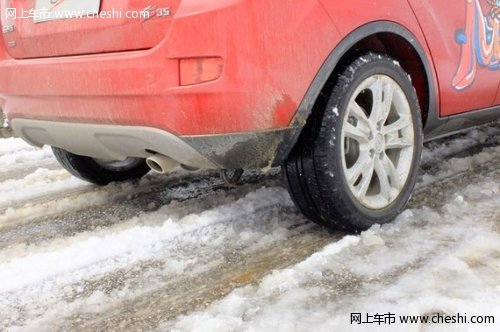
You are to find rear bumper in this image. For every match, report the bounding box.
[11,118,297,169]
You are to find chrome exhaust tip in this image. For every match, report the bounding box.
[146,154,178,174]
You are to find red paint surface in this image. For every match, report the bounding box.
[407,0,498,115]
[0,0,498,136]
[1,0,180,59]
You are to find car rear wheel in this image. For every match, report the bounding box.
[284,53,423,231]
[52,147,150,185]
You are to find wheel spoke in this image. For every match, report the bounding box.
[385,135,413,150]
[382,116,410,135]
[350,102,370,125]
[381,153,401,190]
[346,152,372,186]
[374,156,392,200]
[353,160,375,199]
[344,122,369,144]
[370,79,394,125]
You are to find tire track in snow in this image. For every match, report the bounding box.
[72,144,500,330]
[1,204,333,330]
[0,123,498,330]
[0,169,87,211]
[0,158,59,183]
[0,170,212,216]
[0,185,309,330]
[76,227,340,331]
[0,169,221,226]
[0,171,280,250]
[70,165,500,331]
[3,143,497,331]
[165,173,500,332]
[412,147,499,208]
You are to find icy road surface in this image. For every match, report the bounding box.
[0,122,499,331]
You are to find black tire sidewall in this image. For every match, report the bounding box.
[52,147,150,185]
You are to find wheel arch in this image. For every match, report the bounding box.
[278,21,438,164]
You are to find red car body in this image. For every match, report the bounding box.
[0,0,498,169]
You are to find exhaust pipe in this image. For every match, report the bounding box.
[146,154,178,174]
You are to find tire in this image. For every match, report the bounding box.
[284,53,423,232]
[52,147,150,185]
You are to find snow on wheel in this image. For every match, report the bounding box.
[284,53,423,231]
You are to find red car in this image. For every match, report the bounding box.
[0,0,498,231]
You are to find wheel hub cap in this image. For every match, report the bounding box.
[373,133,385,153]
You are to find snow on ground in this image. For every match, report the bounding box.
[0,138,32,155]
[168,173,499,332]
[421,123,500,164]
[0,168,86,208]
[0,122,498,331]
[0,186,292,294]
[0,143,53,168]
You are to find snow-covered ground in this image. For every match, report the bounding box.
[0,122,499,331]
